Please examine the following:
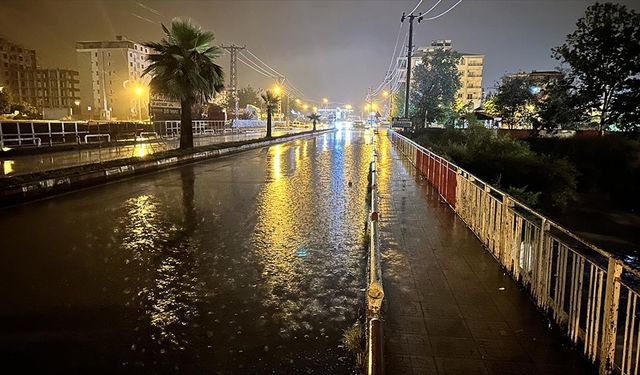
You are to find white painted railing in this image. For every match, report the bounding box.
[388,129,640,375]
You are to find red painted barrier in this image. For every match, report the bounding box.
[414,148,457,209]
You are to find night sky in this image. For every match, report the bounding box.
[1,0,638,104]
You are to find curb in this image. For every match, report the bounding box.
[0,129,335,207]
[366,132,384,375]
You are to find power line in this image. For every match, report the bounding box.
[237,57,273,78]
[245,49,283,77]
[238,51,278,78]
[420,0,444,16]
[423,0,463,20]
[409,0,424,15]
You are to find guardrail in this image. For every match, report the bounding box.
[388,129,640,375]
[367,133,384,375]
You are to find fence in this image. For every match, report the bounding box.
[388,129,640,375]
[162,120,231,136]
[0,120,236,148]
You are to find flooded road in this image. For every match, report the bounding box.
[0,129,372,374]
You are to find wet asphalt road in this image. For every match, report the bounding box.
[0,129,372,374]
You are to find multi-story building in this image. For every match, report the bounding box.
[0,37,37,90]
[76,36,150,120]
[0,37,80,118]
[14,68,80,109]
[399,40,485,109]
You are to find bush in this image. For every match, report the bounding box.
[527,135,640,211]
[411,125,578,212]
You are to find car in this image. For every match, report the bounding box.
[353,120,365,128]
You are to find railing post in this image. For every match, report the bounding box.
[534,218,551,310]
[599,258,623,374]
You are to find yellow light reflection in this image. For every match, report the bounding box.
[272,144,282,179]
[3,160,15,175]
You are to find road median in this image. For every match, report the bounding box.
[0,129,334,207]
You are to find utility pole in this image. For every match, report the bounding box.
[401,11,423,119]
[221,44,246,120]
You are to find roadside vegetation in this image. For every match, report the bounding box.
[407,121,578,212]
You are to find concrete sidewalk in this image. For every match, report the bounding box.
[375,132,596,375]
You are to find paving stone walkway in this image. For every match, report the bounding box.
[376,132,597,375]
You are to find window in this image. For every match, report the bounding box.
[130,62,133,67]
[467,94,473,100]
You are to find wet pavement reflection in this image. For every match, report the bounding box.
[0,128,308,176]
[0,129,372,374]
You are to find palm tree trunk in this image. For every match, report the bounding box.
[313,120,317,132]
[266,109,272,138]
[180,98,194,149]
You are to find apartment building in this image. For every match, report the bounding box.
[76,36,150,120]
[399,40,485,109]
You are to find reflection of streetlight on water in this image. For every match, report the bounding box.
[134,85,143,122]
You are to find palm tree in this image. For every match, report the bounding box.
[143,19,224,149]
[261,90,280,138]
[307,113,321,132]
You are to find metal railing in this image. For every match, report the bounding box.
[367,133,384,375]
[162,120,231,136]
[388,129,640,375]
[0,120,237,148]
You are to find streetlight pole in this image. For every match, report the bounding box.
[401,11,423,119]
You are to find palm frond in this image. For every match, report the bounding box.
[142,19,224,102]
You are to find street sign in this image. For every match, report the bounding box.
[392,117,412,129]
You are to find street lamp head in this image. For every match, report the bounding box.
[295,98,301,104]
[273,85,282,96]
[322,98,328,104]
[74,100,81,106]
[313,106,318,112]
[345,104,352,110]
[382,90,389,97]
[134,86,143,96]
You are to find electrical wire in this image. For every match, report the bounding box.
[245,49,283,77]
[238,51,279,78]
[423,0,463,20]
[237,57,274,78]
[408,0,424,15]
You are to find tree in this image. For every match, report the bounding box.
[534,71,586,130]
[238,86,260,109]
[307,113,321,132]
[143,19,225,149]
[223,85,261,115]
[610,78,640,132]
[261,90,279,138]
[0,89,11,114]
[410,49,462,126]
[10,101,41,119]
[391,87,405,119]
[552,2,640,133]
[493,75,537,129]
